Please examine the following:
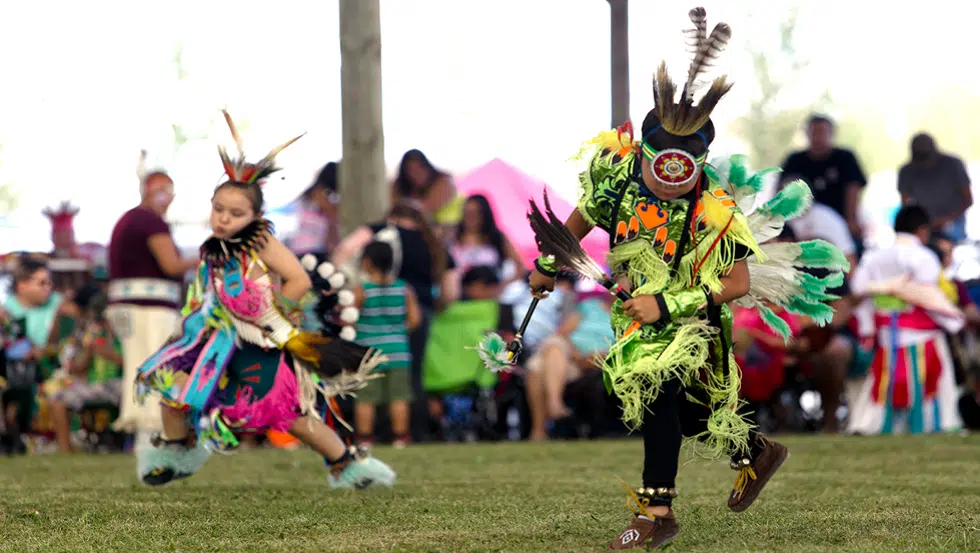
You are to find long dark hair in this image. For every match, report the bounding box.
[388,202,447,283]
[456,194,505,262]
[394,149,446,199]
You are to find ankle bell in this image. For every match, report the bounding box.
[730,457,752,471]
[636,487,678,501]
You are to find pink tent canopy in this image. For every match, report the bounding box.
[455,158,609,270]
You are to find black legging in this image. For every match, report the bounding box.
[641,378,761,506]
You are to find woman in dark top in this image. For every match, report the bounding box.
[332,202,459,441]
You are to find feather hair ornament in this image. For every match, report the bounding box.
[217,109,306,186]
[654,7,733,136]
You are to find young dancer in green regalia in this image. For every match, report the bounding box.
[527,8,849,549]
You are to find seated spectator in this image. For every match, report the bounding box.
[1,257,78,454]
[929,234,980,421]
[783,223,860,433]
[733,301,807,431]
[45,285,122,453]
[932,233,980,326]
[555,292,617,439]
[422,266,502,441]
[733,228,810,429]
[498,271,577,364]
[520,272,588,440]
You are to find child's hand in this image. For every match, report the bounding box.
[623,295,662,324]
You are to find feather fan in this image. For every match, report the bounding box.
[527,191,635,304]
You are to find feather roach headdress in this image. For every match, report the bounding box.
[42,201,79,233]
[648,7,733,139]
[218,110,305,186]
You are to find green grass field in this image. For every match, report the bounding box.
[1,435,978,553]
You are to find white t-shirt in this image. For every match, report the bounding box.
[788,203,856,256]
[499,280,574,350]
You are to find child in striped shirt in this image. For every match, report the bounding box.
[354,241,421,448]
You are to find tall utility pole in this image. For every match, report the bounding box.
[338,0,387,236]
[609,0,630,128]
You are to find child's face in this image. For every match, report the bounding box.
[210,187,257,239]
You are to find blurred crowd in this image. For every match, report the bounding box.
[1,113,978,455]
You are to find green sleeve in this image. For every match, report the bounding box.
[576,153,630,232]
[659,287,709,322]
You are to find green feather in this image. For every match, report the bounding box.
[798,271,844,302]
[796,240,851,272]
[471,333,513,373]
[727,154,749,187]
[703,163,721,183]
[745,167,781,194]
[786,296,835,326]
[733,185,757,201]
[757,303,792,343]
[760,179,812,219]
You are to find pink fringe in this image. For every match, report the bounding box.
[216,272,269,321]
[220,354,300,432]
